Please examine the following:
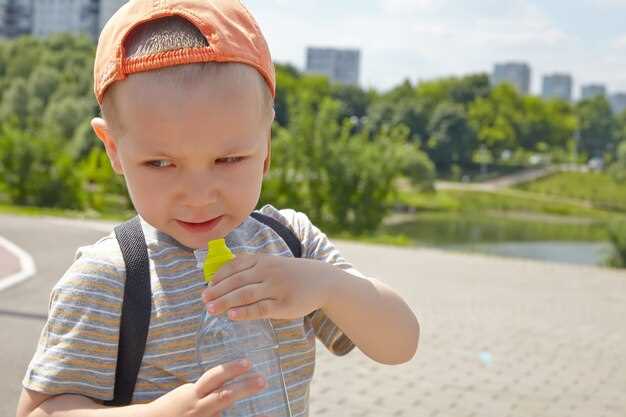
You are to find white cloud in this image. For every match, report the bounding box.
[613,34,626,49]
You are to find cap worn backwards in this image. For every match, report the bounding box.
[93,0,275,105]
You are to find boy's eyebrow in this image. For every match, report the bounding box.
[142,143,257,157]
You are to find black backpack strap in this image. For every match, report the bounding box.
[250,211,302,258]
[104,216,152,407]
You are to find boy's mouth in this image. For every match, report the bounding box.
[176,216,224,233]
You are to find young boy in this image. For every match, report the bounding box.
[16,1,419,416]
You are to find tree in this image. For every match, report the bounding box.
[330,83,374,122]
[519,97,576,152]
[0,79,31,129]
[28,66,61,109]
[365,95,428,143]
[576,96,616,159]
[43,96,95,140]
[0,123,83,208]
[468,84,523,158]
[416,73,491,111]
[261,96,416,234]
[426,102,477,171]
[615,110,626,145]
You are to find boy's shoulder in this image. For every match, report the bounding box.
[255,204,318,239]
[53,231,126,297]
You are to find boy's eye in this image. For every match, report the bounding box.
[218,156,245,164]
[145,157,244,168]
[146,160,173,168]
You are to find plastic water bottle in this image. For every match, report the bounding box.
[194,240,292,417]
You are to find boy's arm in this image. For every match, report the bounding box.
[320,266,419,365]
[17,360,267,417]
[16,388,149,417]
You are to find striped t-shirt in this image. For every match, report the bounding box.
[23,204,365,416]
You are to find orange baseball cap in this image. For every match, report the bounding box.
[93,0,275,106]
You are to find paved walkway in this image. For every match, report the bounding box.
[309,244,626,417]
[1,214,625,417]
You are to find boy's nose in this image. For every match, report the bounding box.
[180,173,220,207]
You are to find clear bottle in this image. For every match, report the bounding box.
[194,241,292,417]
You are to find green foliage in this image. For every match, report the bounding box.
[426,102,476,171]
[261,95,412,234]
[3,33,625,243]
[416,73,491,110]
[606,222,626,267]
[0,123,83,208]
[402,144,436,191]
[43,96,95,140]
[0,78,32,129]
[576,97,616,159]
[468,84,522,156]
[364,89,428,143]
[78,147,130,212]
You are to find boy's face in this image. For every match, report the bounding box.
[92,67,273,249]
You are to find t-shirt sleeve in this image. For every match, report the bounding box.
[260,205,368,356]
[22,236,125,401]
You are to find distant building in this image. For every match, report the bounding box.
[581,84,607,100]
[306,47,361,86]
[99,0,126,32]
[32,0,99,39]
[609,93,626,114]
[492,62,531,95]
[542,73,573,102]
[0,0,33,38]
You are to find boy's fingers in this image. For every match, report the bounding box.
[195,359,252,397]
[198,374,267,413]
[212,253,258,286]
[229,299,277,321]
[203,272,262,305]
[205,283,269,315]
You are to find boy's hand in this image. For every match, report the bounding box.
[146,359,267,417]
[201,254,335,321]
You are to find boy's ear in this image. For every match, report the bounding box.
[91,117,124,175]
[262,131,272,176]
[262,109,274,176]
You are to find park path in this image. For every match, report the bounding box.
[1,213,625,417]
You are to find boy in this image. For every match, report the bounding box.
[16,1,419,416]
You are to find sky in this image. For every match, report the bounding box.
[243,0,626,98]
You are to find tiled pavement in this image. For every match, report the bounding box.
[309,243,626,417]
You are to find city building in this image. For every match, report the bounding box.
[99,0,126,32]
[0,0,33,38]
[581,84,607,100]
[492,62,531,95]
[609,93,626,114]
[306,47,361,86]
[542,73,573,102]
[32,0,99,39]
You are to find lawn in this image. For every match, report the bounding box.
[517,171,626,212]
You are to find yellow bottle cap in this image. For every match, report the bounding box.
[203,239,235,283]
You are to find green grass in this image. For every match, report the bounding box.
[0,203,133,222]
[517,172,626,212]
[397,188,621,219]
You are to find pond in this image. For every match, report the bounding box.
[443,241,613,266]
